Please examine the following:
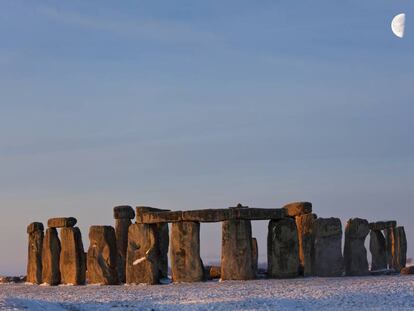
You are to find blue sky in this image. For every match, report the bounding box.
[1,1,413,274]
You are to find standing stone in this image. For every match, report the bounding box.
[87,226,118,285]
[126,223,160,284]
[42,228,61,285]
[157,223,169,279]
[385,227,395,269]
[252,237,258,275]
[268,218,299,278]
[26,222,44,284]
[221,219,255,280]
[370,230,387,271]
[295,213,316,276]
[170,221,204,282]
[114,205,135,283]
[344,218,369,276]
[313,218,344,277]
[60,227,86,285]
[392,226,407,271]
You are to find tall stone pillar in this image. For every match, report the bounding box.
[295,213,316,276]
[313,218,344,277]
[87,226,119,285]
[267,218,299,278]
[344,218,369,276]
[170,221,204,282]
[157,223,169,279]
[26,222,44,284]
[60,226,86,285]
[126,223,160,284]
[251,237,258,275]
[221,219,255,280]
[42,228,61,285]
[392,226,407,271]
[114,205,135,283]
[369,230,387,271]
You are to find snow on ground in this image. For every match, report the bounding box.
[1,275,414,310]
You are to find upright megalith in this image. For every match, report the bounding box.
[170,221,204,282]
[60,227,86,285]
[252,237,258,275]
[113,205,135,283]
[157,223,169,279]
[344,218,369,276]
[87,226,118,285]
[268,218,299,278]
[392,226,407,271]
[126,223,160,284]
[221,218,255,280]
[26,222,44,284]
[42,228,61,285]
[313,217,344,277]
[295,213,316,276]
[370,230,387,271]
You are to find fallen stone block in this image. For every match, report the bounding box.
[400,266,414,275]
[47,217,77,228]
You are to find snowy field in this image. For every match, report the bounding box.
[1,275,414,310]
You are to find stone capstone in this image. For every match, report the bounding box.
[170,221,204,282]
[370,230,387,271]
[221,219,255,280]
[26,222,43,284]
[126,223,160,284]
[267,218,300,278]
[282,202,312,217]
[47,217,77,228]
[313,217,344,277]
[295,213,316,276]
[344,218,369,276]
[87,226,118,285]
[60,227,86,285]
[113,205,135,219]
[369,221,397,231]
[42,228,61,285]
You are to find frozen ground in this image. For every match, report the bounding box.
[1,275,414,310]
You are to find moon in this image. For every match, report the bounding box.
[391,13,406,38]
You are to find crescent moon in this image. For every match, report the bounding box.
[391,13,406,38]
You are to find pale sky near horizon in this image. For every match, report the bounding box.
[1,1,413,275]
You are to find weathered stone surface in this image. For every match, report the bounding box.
[268,218,300,278]
[47,217,77,228]
[60,227,86,285]
[252,237,258,275]
[42,228,61,285]
[26,222,43,284]
[113,205,135,219]
[313,217,344,277]
[369,220,396,231]
[136,206,171,223]
[157,223,169,279]
[87,226,118,285]
[115,218,132,283]
[221,219,255,280]
[170,222,204,282]
[295,213,316,276]
[182,209,230,222]
[392,226,407,271]
[283,202,312,217]
[209,266,221,279]
[126,223,160,284]
[400,266,414,275]
[344,218,369,276]
[370,230,387,271]
[385,227,394,269]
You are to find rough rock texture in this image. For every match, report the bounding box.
[252,237,258,275]
[126,223,160,284]
[26,222,43,284]
[209,266,221,279]
[170,222,204,282]
[282,202,312,217]
[313,218,344,277]
[392,226,407,271]
[295,213,316,276]
[114,218,132,283]
[157,223,169,279]
[344,218,369,276]
[60,227,86,285]
[87,226,118,285]
[47,217,77,228]
[267,218,300,278]
[113,205,135,220]
[42,228,61,285]
[400,266,414,275]
[369,221,396,231]
[370,230,387,271]
[221,219,255,280]
[385,228,394,269]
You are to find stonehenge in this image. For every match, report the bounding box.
[27,202,409,286]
